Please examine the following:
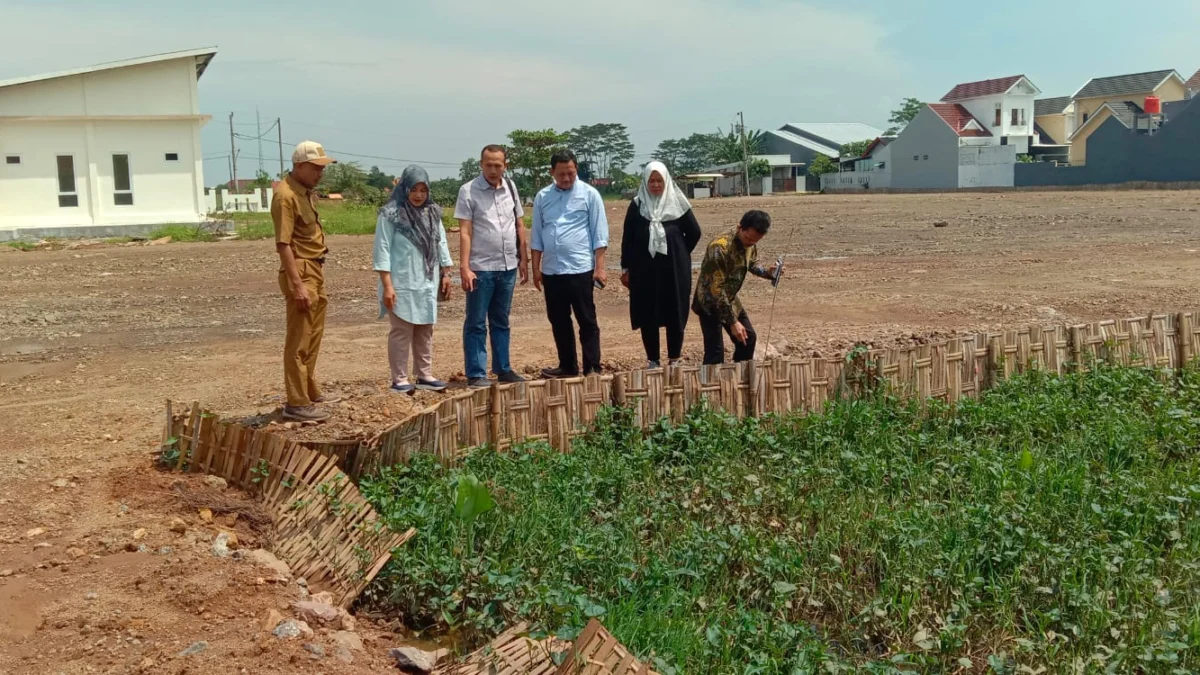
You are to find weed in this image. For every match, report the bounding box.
[4,241,39,251]
[148,224,216,242]
[361,364,1200,673]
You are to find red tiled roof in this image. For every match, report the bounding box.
[928,104,993,137]
[1187,69,1200,90]
[940,75,1025,102]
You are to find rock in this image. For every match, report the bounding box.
[25,528,45,539]
[203,475,228,490]
[132,528,147,540]
[337,608,356,632]
[261,609,286,633]
[273,620,303,640]
[149,236,173,246]
[310,591,335,605]
[933,220,949,228]
[220,531,239,549]
[247,549,292,579]
[169,518,187,534]
[390,645,448,673]
[333,646,354,665]
[292,600,339,625]
[330,631,364,653]
[295,578,308,588]
[33,542,52,550]
[212,533,232,558]
[50,478,71,489]
[85,592,98,601]
[297,620,314,639]
[178,641,207,657]
[138,656,156,671]
[66,547,86,560]
[198,508,214,523]
[0,569,13,577]
[158,546,174,555]
[303,643,325,659]
[125,542,140,553]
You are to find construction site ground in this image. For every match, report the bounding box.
[2,189,1199,674]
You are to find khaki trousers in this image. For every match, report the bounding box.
[279,258,328,407]
[388,313,434,385]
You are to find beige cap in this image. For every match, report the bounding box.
[291,140,336,166]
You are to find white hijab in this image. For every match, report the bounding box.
[636,161,691,257]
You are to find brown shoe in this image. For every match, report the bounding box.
[310,394,342,404]
[282,405,330,422]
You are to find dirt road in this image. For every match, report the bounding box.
[2,190,1198,673]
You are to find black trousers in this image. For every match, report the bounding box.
[641,324,684,363]
[543,271,601,375]
[696,308,756,365]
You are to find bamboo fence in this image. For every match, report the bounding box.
[161,405,413,608]
[431,620,656,675]
[157,310,1197,605]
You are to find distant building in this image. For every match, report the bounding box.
[1017,96,1200,187]
[0,48,217,241]
[938,75,1042,153]
[1066,69,1186,165]
[758,122,884,190]
[822,138,893,191]
[1187,69,1200,99]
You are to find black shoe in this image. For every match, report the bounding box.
[467,377,492,389]
[540,367,578,379]
[497,370,526,383]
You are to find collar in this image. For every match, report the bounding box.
[552,181,576,194]
[729,226,747,251]
[286,173,311,197]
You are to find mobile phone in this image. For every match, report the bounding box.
[594,278,605,290]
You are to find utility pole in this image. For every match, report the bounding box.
[738,111,750,196]
[256,108,264,175]
[228,112,238,193]
[277,118,285,179]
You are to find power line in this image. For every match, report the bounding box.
[235,132,460,167]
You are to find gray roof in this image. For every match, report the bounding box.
[764,129,840,159]
[1105,101,1143,129]
[780,122,885,148]
[1074,70,1179,100]
[1034,96,1071,117]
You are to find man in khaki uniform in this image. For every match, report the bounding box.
[274,141,336,421]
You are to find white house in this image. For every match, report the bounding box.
[0,48,216,240]
[938,75,1041,153]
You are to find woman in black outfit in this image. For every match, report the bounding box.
[619,162,703,368]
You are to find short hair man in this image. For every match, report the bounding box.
[273,141,337,421]
[454,144,529,389]
[530,150,609,378]
[692,209,780,365]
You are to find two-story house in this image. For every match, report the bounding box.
[1066,69,1186,165]
[1186,69,1200,99]
[938,75,1042,153]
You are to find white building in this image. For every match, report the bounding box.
[0,48,216,240]
[938,75,1041,153]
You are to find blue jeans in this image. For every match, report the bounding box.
[463,269,517,379]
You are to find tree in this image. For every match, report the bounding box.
[567,123,635,180]
[318,161,368,194]
[748,158,772,180]
[885,97,923,136]
[250,169,272,189]
[507,128,569,191]
[652,132,725,177]
[839,140,875,158]
[366,165,394,191]
[710,125,764,165]
[807,154,839,177]
[429,177,461,208]
[459,158,480,183]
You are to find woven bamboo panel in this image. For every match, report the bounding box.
[1179,310,1200,365]
[555,619,657,675]
[563,374,614,437]
[989,324,1070,380]
[691,364,743,415]
[433,623,570,675]
[622,368,667,428]
[1070,316,1177,370]
[163,404,412,608]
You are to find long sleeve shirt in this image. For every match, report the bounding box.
[692,226,771,326]
[530,180,608,275]
[372,209,453,325]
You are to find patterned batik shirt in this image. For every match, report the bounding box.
[692,226,770,326]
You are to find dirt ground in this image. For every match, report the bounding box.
[2,189,1199,673]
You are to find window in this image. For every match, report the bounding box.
[57,155,78,208]
[1001,137,1009,146]
[1019,108,1026,126]
[112,154,133,206]
[164,152,179,162]
[923,155,929,160]
[913,155,920,161]
[994,106,1003,127]
[1011,108,1019,126]
[5,155,19,165]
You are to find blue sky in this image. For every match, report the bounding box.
[3,0,1197,182]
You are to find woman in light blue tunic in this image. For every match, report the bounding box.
[373,165,453,394]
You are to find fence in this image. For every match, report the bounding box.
[432,619,656,675]
[161,403,413,608]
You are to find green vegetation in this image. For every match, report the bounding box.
[4,240,40,251]
[885,97,924,136]
[146,223,222,242]
[361,364,1200,674]
[808,154,839,177]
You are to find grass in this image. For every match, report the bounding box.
[4,241,39,251]
[360,364,1200,674]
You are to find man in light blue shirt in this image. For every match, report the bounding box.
[531,149,609,378]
